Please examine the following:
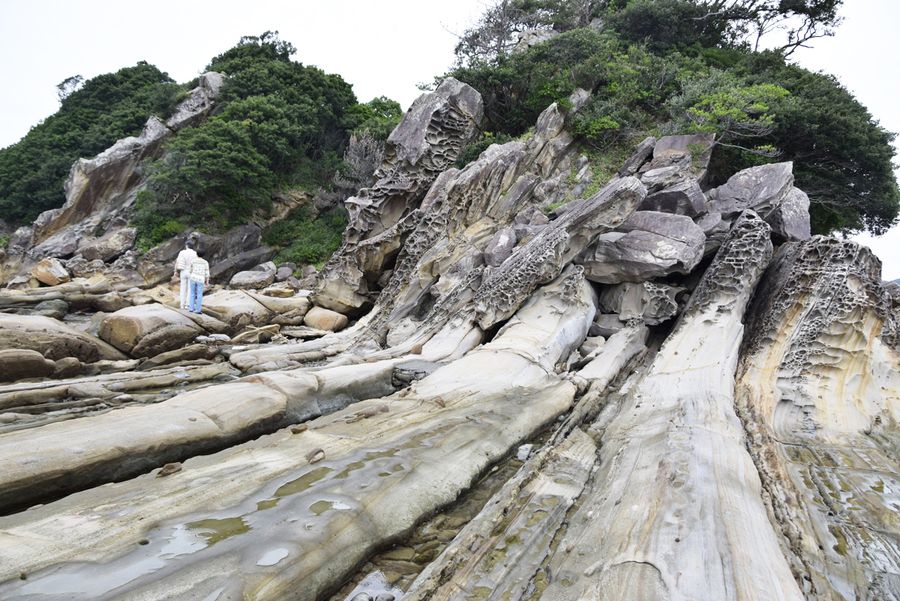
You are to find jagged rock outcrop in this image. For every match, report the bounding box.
[0,81,895,601]
[314,78,484,313]
[736,237,900,599]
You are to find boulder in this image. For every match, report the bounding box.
[34,299,69,320]
[275,265,294,282]
[252,261,277,273]
[31,258,71,286]
[303,306,349,332]
[208,246,276,284]
[0,314,126,362]
[639,180,706,216]
[98,305,206,357]
[599,281,681,325]
[590,313,625,338]
[0,349,56,382]
[483,227,517,267]
[707,162,794,219]
[201,290,273,328]
[577,211,705,284]
[766,187,811,242]
[229,269,275,289]
[78,227,136,262]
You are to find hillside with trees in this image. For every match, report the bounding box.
[446,0,898,234]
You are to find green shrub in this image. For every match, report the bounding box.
[264,205,347,266]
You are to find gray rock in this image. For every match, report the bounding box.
[484,227,518,267]
[577,211,705,284]
[599,281,681,325]
[0,349,56,382]
[252,261,277,273]
[275,266,294,282]
[34,299,69,320]
[31,257,71,286]
[707,162,794,219]
[617,136,656,177]
[208,246,276,285]
[79,228,136,262]
[640,180,706,216]
[230,270,275,290]
[591,313,625,338]
[766,187,811,242]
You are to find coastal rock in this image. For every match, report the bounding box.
[303,306,349,332]
[229,269,275,289]
[315,78,484,313]
[0,313,125,362]
[98,305,208,357]
[78,227,136,262]
[707,161,794,219]
[31,257,71,286]
[577,211,705,284]
[0,349,56,382]
[598,280,681,325]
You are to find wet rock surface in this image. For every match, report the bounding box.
[0,87,896,601]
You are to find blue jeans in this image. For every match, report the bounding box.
[188,280,205,313]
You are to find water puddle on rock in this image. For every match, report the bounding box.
[328,429,553,599]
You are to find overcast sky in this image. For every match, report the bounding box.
[1,0,898,279]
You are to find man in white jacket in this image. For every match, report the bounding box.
[173,240,198,310]
[187,253,211,314]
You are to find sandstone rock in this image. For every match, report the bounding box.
[483,226,518,267]
[78,227,136,262]
[315,78,484,313]
[590,313,625,337]
[0,349,56,382]
[599,281,681,325]
[31,257,71,286]
[201,290,273,328]
[229,269,275,289]
[303,306,349,332]
[260,284,295,298]
[707,161,794,219]
[98,304,206,357]
[639,179,706,216]
[252,261,276,273]
[0,314,125,362]
[577,211,705,284]
[736,236,900,598]
[766,186,811,242]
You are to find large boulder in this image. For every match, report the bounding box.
[31,258,71,286]
[707,162,794,219]
[98,305,207,357]
[230,269,275,290]
[639,180,706,216]
[0,349,56,382]
[577,211,705,284]
[201,290,274,328]
[78,227,136,262]
[599,281,681,325]
[303,306,349,332]
[0,314,126,362]
[766,187,811,242]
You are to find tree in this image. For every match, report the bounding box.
[56,75,83,103]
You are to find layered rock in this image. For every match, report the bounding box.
[736,237,900,599]
[0,268,594,598]
[0,73,225,286]
[0,314,125,363]
[315,78,484,313]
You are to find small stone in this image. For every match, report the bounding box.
[307,448,326,464]
[156,463,182,478]
[290,424,308,434]
[303,306,349,332]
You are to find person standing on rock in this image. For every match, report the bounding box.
[173,240,198,309]
[186,252,211,314]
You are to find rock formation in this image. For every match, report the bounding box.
[0,80,896,601]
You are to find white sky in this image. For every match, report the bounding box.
[1,0,898,279]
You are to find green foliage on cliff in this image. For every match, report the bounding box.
[446,0,898,235]
[264,205,347,266]
[0,62,181,224]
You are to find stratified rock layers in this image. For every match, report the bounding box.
[736,237,900,599]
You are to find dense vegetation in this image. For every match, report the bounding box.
[448,0,898,234]
[0,62,182,224]
[135,32,400,251]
